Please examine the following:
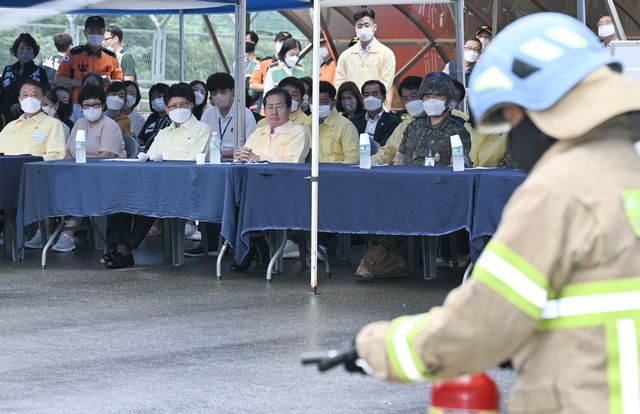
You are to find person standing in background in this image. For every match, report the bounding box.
[42,33,73,89]
[103,25,136,82]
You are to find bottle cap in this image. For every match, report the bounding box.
[359,133,369,145]
[76,130,86,142]
[450,134,462,148]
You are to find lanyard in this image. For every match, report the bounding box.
[218,116,232,140]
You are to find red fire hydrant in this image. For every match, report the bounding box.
[429,373,499,413]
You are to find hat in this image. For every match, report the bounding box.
[419,72,455,99]
[85,16,105,29]
[475,25,493,36]
[275,32,292,42]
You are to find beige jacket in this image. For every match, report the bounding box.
[334,38,396,95]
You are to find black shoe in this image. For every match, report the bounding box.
[184,242,218,257]
[230,246,257,272]
[100,249,118,264]
[105,252,135,269]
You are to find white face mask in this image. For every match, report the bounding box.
[106,95,125,111]
[42,106,56,117]
[478,37,490,50]
[290,99,299,111]
[20,97,42,114]
[341,99,356,114]
[464,50,479,63]
[83,106,102,122]
[151,97,166,113]
[284,56,299,68]
[124,95,136,109]
[311,104,332,118]
[212,93,232,109]
[423,98,447,117]
[17,51,34,64]
[194,90,205,106]
[363,96,382,112]
[598,24,616,38]
[405,100,424,117]
[87,34,104,47]
[319,47,329,60]
[356,27,374,42]
[168,107,191,124]
[104,46,115,53]
[275,41,283,54]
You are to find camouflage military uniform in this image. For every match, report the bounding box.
[396,113,471,166]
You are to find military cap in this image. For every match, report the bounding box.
[419,72,455,99]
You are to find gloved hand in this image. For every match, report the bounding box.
[152,152,163,162]
[355,321,398,380]
[137,152,150,163]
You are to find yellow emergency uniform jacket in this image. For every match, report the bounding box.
[356,68,640,413]
[371,118,410,165]
[334,38,396,95]
[303,107,359,164]
[451,109,508,167]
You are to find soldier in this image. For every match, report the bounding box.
[352,12,640,413]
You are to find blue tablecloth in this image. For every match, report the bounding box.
[1,155,43,210]
[235,163,483,263]
[16,158,245,250]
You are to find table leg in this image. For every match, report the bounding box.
[422,236,438,280]
[42,216,65,269]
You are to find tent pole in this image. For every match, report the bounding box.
[179,9,184,82]
[604,0,626,40]
[310,0,321,294]
[576,0,585,24]
[455,0,465,87]
[234,0,247,152]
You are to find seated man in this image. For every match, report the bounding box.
[255,76,308,128]
[350,80,401,150]
[236,88,309,163]
[201,72,256,160]
[104,83,211,269]
[0,79,65,160]
[357,73,471,281]
[371,76,423,165]
[302,81,359,164]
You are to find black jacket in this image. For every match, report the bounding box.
[350,111,402,146]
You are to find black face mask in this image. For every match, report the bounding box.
[508,113,557,172]
[245,42,255,53]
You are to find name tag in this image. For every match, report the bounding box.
[31,132,45,142]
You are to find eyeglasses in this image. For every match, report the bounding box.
[464,46,481,53]
[103,36,114,41]
[265,104,287,113]
[81,102,102,110]
[597,19,613,27]
[166,102,191,111]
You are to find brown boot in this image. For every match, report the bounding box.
[355,244,386,281]
[373,248,407,276]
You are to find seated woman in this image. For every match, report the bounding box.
[189,80,210,121]
[104,81,134,137]
[70,72,104,122]
[122,80,144,138]
[52,86,75,139]
[41,89,70,141]
[336,81,365,120]
[104,83,212,269]
[139,82,170,149]
[236,88,309,164]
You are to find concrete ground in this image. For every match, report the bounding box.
[0,235,515,413]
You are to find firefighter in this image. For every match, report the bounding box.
[353,12,640,413]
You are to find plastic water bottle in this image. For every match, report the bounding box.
[425,147,435,167]
[209,131,221,164]
[359,133,371,169]
[451,134,464,172]
[75,130,86,164]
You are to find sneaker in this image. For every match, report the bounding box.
[147,223,162,237]
[282,240,300,259]
[457,255,470,268]
[51,232,75,252]
[25,229,43,249]
[436,257,453,268]
[185,223,202,241]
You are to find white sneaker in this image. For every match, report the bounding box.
[282,240,300,259]
[185,223,202,240]
[51,232,75,252]
[25,229,43,249]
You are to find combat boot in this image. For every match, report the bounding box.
[355,244,386,281]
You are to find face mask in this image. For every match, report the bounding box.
[246,42,255,53]
[311,104,332,118]
[301,94,309,111]
[212,93,232,109]
[124,95,136,109]
[20,97,42,114]
[449,100,458,111]
[83,106,102,122]
[42,106,56,117]
[87,34,104,47]
[464,50,479,63]
[356,27,374,42]
[168,107,191,124]
[151,97,166,113]
[478,37,490,50]
[17,51,34,64]
[319,47,329,60]
[598,24,616,38]
[508,113,557,172]
[106,95,125,111]
[341,99,356,114]
[104,46,115,53]
[363,96,382,112]
[194,90,205,106]
[275,41,283,54]
[405,100,424,117]
[423,98,447,117]
[290,99,299,111]
[284,56,299,68]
